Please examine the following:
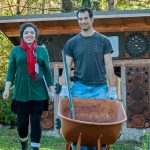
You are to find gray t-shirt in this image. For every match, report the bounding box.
[63,32,113,86]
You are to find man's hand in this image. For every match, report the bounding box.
[59,76,66,85]
[59,85,69,97]
[109,87,117,100]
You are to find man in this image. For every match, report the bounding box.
[58,7,117,150]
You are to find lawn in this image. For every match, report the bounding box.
[0,126,144,150]
[0,126,65,150]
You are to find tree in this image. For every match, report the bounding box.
[1,0,150,16]
[82,0,91,8]
[108,0,114,10]
[0,0,62,16]
[62,0,73,12]
[0,32,13,87]
[92,0,101,11]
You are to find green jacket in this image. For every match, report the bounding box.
[6,46,54,102]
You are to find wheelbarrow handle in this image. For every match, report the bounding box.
[62,50,75,119]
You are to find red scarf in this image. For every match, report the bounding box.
[20,40,37,80]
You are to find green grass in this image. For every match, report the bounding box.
[0,127,65,150]
[111,141,141,150]
[0,127,142,150]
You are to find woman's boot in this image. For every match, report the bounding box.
[20,140,28,150]
[31,142,40,150]
[31,147,39,150]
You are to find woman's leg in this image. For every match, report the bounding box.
[17,113,29,150]
[30,112,42,149]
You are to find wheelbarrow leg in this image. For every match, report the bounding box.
[106,145,110,150]
[77,132,82,150]
[97,135,110,150]
[97,135,102,150]
[66,142,72,150]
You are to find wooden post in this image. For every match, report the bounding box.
[54,64,59,131]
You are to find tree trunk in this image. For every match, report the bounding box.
[16,0,21,15]
[42,0,46,14]
[62,0,73,12]
[108,0,114,10]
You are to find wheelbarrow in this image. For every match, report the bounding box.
[58,98,127,150]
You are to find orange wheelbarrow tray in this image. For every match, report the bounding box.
[58,98,127,148]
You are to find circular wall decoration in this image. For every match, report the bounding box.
[125,32,149,58]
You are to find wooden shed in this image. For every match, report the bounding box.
[0,9,150,139]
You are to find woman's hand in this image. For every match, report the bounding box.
[49,86,54,98]
[3,89,10,100]
[2,81,12,100]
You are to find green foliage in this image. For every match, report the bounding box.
[0,0,150,15]
[0,31,15,125]
[115,0,150,10]
[82,0,91,8]
[0,84,17,125]
[141,133,150,150]
[0,31,13,86]
[0,32,15,125]
[92,1,101,11]
[0,99,17,125]
[0,0,62,16]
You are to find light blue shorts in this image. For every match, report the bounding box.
[72,81,109,99]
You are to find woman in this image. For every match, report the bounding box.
[3,23,54,150]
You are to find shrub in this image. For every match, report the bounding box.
[141,133,150,150]
[0,84,16,126]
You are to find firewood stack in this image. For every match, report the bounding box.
[41,101,54,130]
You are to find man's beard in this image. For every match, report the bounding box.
[82,28,89,31]
[80,24,90,31]
[81,26,90,31]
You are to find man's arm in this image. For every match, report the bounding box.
[104,53,117,99]
[59,55,73,85]
[104,53,115,87]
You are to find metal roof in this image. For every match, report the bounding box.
[0,9,150,23]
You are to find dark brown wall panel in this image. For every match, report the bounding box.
[126,66,150,128]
